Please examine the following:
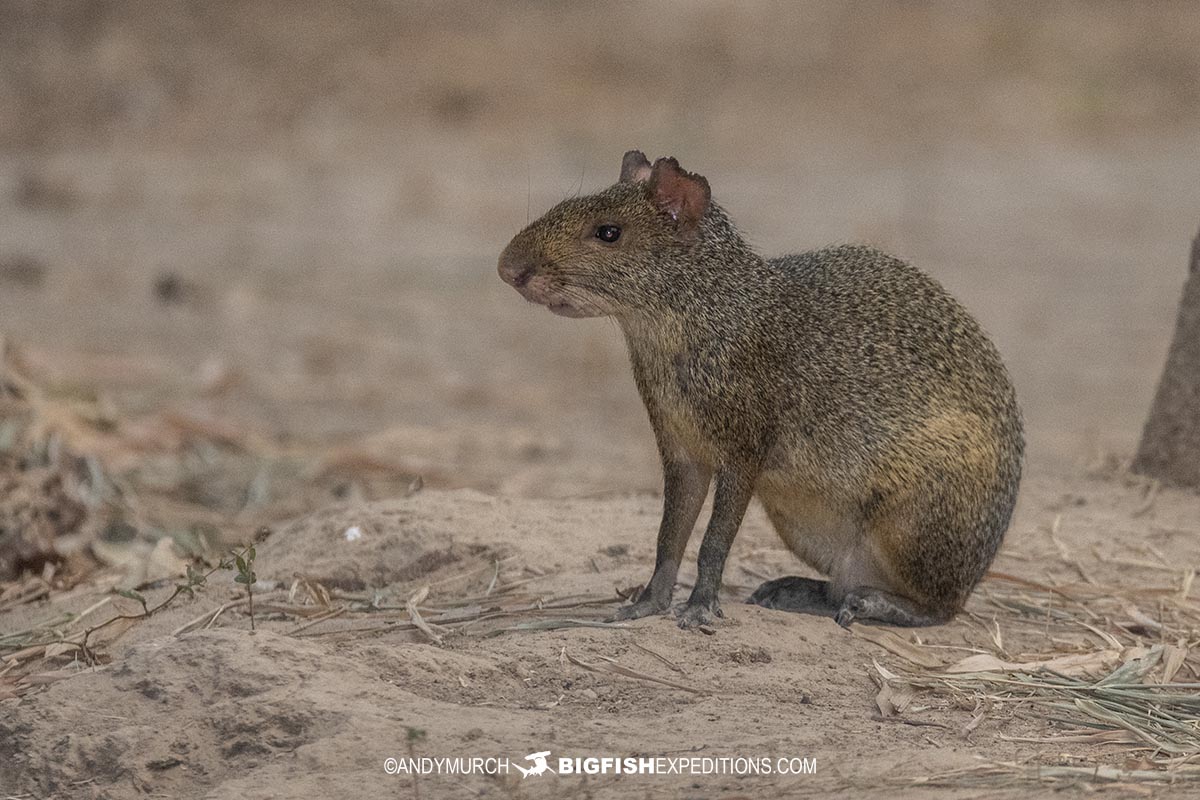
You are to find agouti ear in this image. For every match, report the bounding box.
[648,157,711,236]
[619,150,652,183]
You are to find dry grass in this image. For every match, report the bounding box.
[857,568,1200,785]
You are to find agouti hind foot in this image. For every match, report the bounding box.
[746,576,837,618]
[834,588,952,629]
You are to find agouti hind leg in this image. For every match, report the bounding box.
[746,576,838,618]
[749,578,951,628]
[833,588,952,629]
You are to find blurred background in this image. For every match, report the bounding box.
[2,0,1200,504]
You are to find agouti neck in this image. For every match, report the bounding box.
[616,207,770,347]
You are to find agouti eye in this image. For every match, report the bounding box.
[595,224,622,244]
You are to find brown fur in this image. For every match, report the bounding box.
[498,152,1024,629]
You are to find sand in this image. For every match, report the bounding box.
[4,472,1200,798]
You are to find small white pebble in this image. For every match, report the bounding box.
[344,525,364,542]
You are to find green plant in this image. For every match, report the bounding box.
[232,545,258,631]
[79,544,256,660]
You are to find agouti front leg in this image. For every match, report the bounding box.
[610,459,711,621]
[675,467,755,629]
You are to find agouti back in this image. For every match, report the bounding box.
[498,151,1023,629]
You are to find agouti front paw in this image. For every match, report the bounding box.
[609,596,670,622]
[675,599,722,629]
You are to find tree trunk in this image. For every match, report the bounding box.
[1132,225,1200,487]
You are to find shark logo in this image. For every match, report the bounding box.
[514,751,554,778]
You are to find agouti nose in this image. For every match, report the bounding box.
[498,253,536,288]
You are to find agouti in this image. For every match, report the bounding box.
[498,151,1023,629]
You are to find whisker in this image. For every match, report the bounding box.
[551,283,592,313]
[572,164,586,198]
[556,280,609,302]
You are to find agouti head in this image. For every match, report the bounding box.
[498,151,722,318]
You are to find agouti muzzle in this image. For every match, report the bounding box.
[499,151,1023,629]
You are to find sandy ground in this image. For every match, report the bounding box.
[4,475,1200,798]
[3,2,1200,798]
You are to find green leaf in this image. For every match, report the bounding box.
[234,574,249,584]
[186,564,206,586]
[235,554,247,573]
[247,546,256,562]
[117,588,146,603]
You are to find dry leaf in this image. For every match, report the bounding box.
[875,682,917,717]
[42,641,80,658]
[853,627,944,669]
[406,585,443,645]
[872,658,901,682]
[1121,603,1163,631]
[999,729,1140,746]
[945,650,1121,676]
[1161,643,1188,683]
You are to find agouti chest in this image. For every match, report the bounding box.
[624,334,735,463]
